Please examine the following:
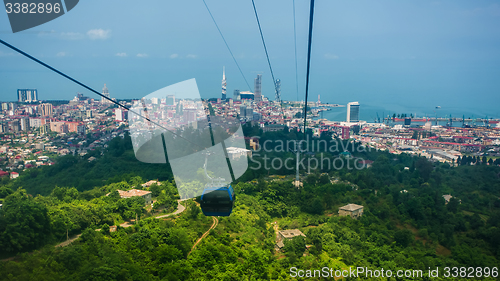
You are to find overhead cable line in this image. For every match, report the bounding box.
[202,0,252,92]
[302,0,315,138]
[251,0,285,120]
[293,0,299,102]
[0,38,207,150]
[251,0,277,89]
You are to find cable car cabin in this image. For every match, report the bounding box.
[200,185,235,216]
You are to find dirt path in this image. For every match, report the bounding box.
[55,234,82,248]
[188,216,218,256]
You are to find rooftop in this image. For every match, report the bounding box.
[141,180,160,187]
[118,189,152,198]
[279,229,306,239]
[339,203,364,211]
[276,241,285,248]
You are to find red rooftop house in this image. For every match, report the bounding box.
[10,172,19,179]
[0,170,9,178]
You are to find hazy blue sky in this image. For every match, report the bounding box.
[1,0,499,118]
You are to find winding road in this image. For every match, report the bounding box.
[188,216,218,256]
[155,200,187,219]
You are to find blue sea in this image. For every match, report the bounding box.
[317,103,500,123]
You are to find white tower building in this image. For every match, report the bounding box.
[346,101,360,123]
[102,84,110,104]
[221,67,227,100]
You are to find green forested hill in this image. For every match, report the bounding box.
[1,129,499,280]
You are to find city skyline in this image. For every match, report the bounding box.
[0,1,499,118]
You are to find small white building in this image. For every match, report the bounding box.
[226,147,252,160]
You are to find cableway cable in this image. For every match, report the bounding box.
[293,0,299,102]
[251,0,285,120]
[302,0,315,139]
[0,38,207,150]
[202,0,252,92]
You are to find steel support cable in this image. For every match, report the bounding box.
[250,0,285,120]
[0,38,207,150]
[293,0,299,102]
[302,0,315,139]
[202,0,252,92]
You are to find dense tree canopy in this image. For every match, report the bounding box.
[1,128,499,280]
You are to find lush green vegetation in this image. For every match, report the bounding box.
[1,128,499,280]
[0,178,177,257]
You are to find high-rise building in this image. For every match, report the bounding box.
[166,95,175,106]
[50,122,69,133]
[240,105,247,118]
[346,102,360,123]
[341,126,350,140]
[115,108,128,121]
[233,90,241,100]
[40,124,50,135]
[39,103,53,116]
[239,91,254,100]
[77,124,86,135]
[115,108,123,121]
[17,89,38,102]
[184,109,197,123]
[221,66,227,100]
[245,108,253,119]
[254,74,262,102]
[9,120,20,132]
[275,79,281,102]
[102,84,110,103]
[29,118,42,128]
[20,118,30,132]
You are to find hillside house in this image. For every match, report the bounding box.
[339,203,364,219]
[275,229,306,251]
[114,189,153,205]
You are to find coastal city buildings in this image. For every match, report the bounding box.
[2,75,500,182]
[0,86,131,178]
[17,89,38,103]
